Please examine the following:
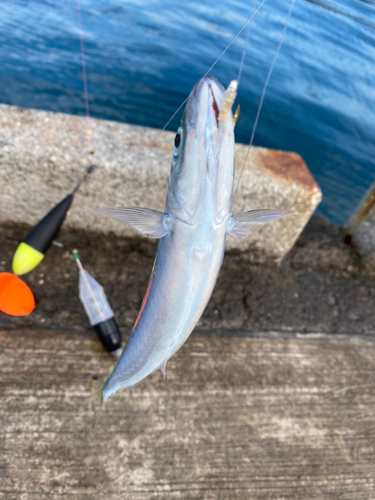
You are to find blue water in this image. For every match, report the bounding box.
[1,0,375,224]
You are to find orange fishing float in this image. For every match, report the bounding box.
[0,272,35,316]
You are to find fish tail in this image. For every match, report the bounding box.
[92,379,105,402]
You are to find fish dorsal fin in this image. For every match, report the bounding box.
[95,207,171,239]
[227,209,294,238]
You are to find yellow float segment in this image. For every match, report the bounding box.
[12,242,44,276]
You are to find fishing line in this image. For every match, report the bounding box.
[58,2,109,481]
[236,22,251,87]
[131,0,268,172]
[8,3,99,280]
[77,0,89,119]
[88,401,105,445]
[59,386,104,494]
[203,0,267,79]
[76,0,96,194]
[237,0,257,86]
[231,0,296,210]
[156,0,268,137]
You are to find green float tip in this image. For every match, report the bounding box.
[72,250,84,272]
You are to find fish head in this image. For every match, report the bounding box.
[166,76,237,225]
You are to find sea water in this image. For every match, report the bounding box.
[1,0,374,223]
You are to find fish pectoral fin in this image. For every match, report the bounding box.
[94,207,171,239]
[227,209,295,238]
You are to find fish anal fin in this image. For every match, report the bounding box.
[228,209,295,239]
[94,207,171,239]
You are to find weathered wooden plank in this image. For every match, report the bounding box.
[1,329,375,499]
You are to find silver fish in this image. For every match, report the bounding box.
[96,76,293,402]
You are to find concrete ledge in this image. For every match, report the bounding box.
[0,104,321,262]
[2,216,371,335]
[346,180,375,268]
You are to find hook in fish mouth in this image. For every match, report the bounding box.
[219,80,238,125]
[206,78,238,128]
[186,76,237,129]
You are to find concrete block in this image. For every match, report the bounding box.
[230,146,322,260]
[0,104,321,262]
[345,181,375,268]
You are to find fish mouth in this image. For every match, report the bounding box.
[185,75,226,128]
[210,86,220,127]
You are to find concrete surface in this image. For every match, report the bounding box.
[0,104,321,263]
[346,180,375,269]
[3,103,375,500]
[1,215,374,336]
[1,328,375,499]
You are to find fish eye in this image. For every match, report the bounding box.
[173,128,183,158]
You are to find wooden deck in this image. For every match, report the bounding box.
[1,328,375,499]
